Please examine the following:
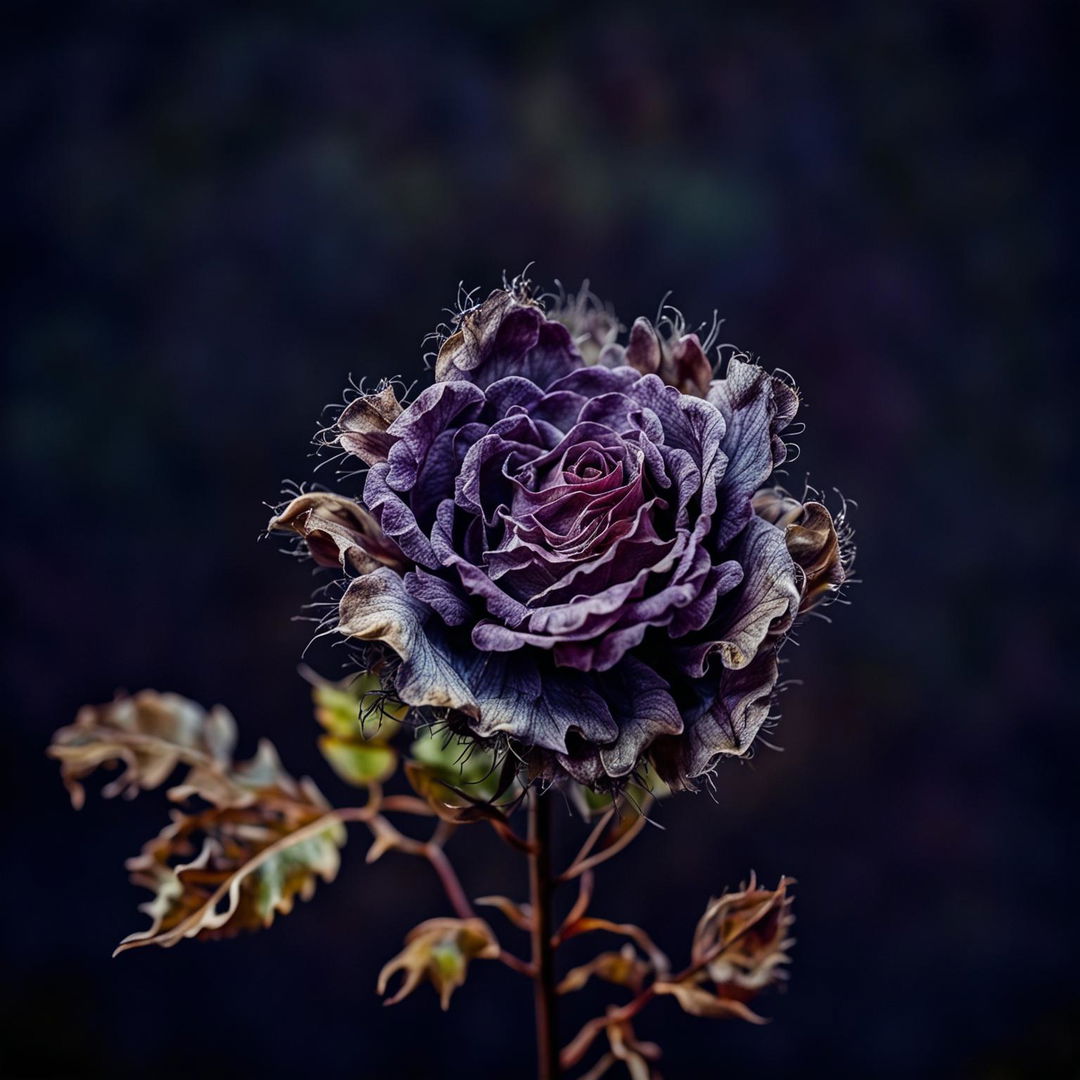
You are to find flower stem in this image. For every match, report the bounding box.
[528,789,560,1080]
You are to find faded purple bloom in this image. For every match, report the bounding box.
[272,283,850,787]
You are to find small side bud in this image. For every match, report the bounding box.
[377,917,499,1011]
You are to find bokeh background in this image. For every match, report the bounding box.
[3,1,1075,1077]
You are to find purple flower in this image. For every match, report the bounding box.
[272,284,849,787]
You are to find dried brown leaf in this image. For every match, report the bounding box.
[558,944,648,995]
[48,691,250,809]
[653,980,767,1023]
[116,778,345,953]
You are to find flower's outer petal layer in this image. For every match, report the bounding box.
[595,657,683,778]
[653,645,782,785]
[707,357,799,548]
[678,517,800,678]
[336,569,618,756]
[752,488,847,612]
[283,287,844,786]
[338,383,403,466]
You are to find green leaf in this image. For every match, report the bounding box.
[409,727,502,802]
[318,735,397,786]
[309,668,407,741]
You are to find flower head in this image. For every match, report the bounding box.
[272,281,850,788]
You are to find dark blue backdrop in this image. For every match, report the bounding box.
[4,1,1075,1077]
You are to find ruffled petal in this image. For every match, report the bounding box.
[752,488,848,611]
[435,290,583,389]
[336,569,478,715]
[707,357,799,548]
[677,516,799,677]
[595,657,683,778]
[655,646,782,783]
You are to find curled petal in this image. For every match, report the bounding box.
[338,569,478,714]
[659,332,713,397]
[708,357,799,547]
[753,488,848,611]
[436,289,583,389]
[269,492,406,574]
[338,383,403,465]
[680,517,799,677]
[595,658,683,779]
[622,316,662,375]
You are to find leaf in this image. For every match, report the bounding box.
[116,779,346,953]
[49,691,254,809]
[474,895,533,932]
[303,668,406,787]
[319,737,397,787]
[402,760,528,855]
[307,667,408,740]
[377,917,499,1010]
[409,725,505,801]
[558,944,648,995]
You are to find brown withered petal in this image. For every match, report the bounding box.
[622,316,662,375]
[268,491,406,575]
[752,488,847,612]
[49,691,242,809]
[659,331,713,397]
[116,781,345,953]
[377,917,499,1011]
[692,873,795,993]
[337,383,403,465]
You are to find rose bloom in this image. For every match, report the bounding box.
[272,284,848,787]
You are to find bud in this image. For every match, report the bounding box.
[377,917,499,1010]
[656,874,794,1023]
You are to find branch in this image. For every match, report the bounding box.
[560,908,771,1067]
[558,812,649,883]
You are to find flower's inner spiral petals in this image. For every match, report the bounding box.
[269,285,848,786]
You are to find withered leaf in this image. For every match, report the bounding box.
[116,779,346,953]
[49,691,248,809]
[653,980,767,1023]
[558,944,648,995]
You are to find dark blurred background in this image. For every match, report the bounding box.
[3,1,1075,1077]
